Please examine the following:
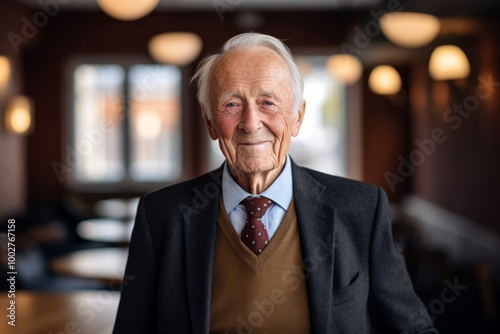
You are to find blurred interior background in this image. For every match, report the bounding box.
[0,0,499,333]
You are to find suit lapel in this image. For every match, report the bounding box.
[292,162,336,332]
[182,167,223,333]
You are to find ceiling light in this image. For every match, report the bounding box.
[148,32,203,66]
[368,65,402,95]
[97,0,159,21]
[429,45,470,81]
[326,54,363,85]
[380,12,441,48]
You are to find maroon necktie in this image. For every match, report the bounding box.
[241,196,273,255]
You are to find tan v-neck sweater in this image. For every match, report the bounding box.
[210,200,311,333]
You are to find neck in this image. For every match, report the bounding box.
[229,166,283,194]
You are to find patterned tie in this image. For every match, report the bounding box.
[241,196,273,255]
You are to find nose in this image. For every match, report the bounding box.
[238,103,262,134]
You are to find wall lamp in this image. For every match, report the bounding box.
[0,55,11,99]
[429,45,470,81]
[4,95,34,135]
[368,65,402,96]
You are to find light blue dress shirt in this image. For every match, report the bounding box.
[222,155,293,239]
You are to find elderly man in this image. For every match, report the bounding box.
[113,33,437,333]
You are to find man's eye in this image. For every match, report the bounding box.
[226,102,238,108]
[262,101,274,106]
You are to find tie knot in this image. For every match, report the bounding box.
[243,196,273,218]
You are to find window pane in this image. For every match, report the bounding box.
[129,65,181,181]
[290,55,347,177]
[73,64,125,182]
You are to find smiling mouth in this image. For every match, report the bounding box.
[239,141,270,147]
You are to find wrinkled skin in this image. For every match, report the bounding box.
[204,46,305,194]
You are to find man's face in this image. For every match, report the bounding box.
[204,47,305,177]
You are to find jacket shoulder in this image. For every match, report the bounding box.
[140,168,223,213]
[295,166,386,222]
[298,166,380,198]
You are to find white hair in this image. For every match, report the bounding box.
[190,32,304,119]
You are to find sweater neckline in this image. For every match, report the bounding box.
[217,199,297,274]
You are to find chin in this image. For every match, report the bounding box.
[235,158,279,174]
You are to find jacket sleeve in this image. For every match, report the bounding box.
[113,198,159,333]
[368,188,438,334]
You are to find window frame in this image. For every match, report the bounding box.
[291,48,364,181]
[63,55,184,193]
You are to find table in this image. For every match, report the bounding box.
[76,218,134,243]
[94,198,139,219]
[51,247,128,284]
[0,290,120,334]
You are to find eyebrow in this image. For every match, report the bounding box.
[218,92,242,104]
[257,88,283,103]
[257,88,274,97]
[217,88,282,104]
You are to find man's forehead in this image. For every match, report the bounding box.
[213,46,288,73]
[211,72,292,102]
[208,46,293,103]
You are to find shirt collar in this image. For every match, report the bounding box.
[222,155,293,213]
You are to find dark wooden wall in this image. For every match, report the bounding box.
[0,1,31,217]
[408,31,500,234]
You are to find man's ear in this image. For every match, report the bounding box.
[203,108,218,140]
[291,100,306,137]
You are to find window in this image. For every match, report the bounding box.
[68,61,182,189]
[289,55,348,177]
[208,55,356,178]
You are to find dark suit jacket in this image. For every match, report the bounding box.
[113,161,437,333]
